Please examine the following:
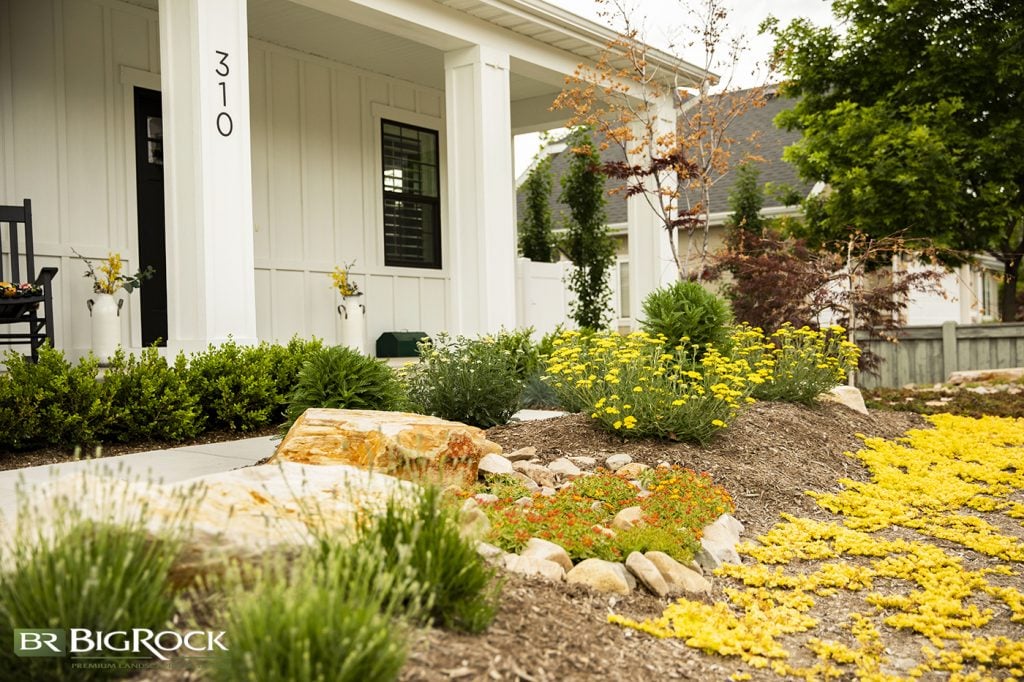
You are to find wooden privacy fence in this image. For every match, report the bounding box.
[855,322,1024,389]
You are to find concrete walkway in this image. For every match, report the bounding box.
[0,409,567,524]
[0,436,276,523]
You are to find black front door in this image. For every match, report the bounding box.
[133,87,168,346]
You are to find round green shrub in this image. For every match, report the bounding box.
[284,345,408,429]
[640,281,733,348]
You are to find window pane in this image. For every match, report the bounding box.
[382,120,441,268]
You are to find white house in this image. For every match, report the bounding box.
[0,0,700,359]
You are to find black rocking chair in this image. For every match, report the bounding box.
[0,199,58,361]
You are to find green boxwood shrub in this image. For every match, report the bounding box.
[640,281,733,349]
[99,347,203,443]
[0,346,105,450]
[403,332,526,428]
[283,345,409,429]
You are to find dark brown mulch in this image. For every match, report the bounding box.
[398,402,929,681]
[0,425,281,472]
[486,401,925,536]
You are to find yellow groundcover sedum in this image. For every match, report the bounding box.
[610,415,1024,681]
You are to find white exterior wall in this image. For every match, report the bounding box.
[0,0,449,356]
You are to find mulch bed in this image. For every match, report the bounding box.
[400,402,927,681]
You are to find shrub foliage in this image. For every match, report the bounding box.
[640,281,733,349]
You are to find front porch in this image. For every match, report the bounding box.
[0,0,699,359]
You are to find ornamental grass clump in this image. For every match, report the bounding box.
[738,323,861,404]
[545,329,771,443]
[402,331,527,428]
[353,485,501,634]
[210,537,417,682]
[0,476,200,682]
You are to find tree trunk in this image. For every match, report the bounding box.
[999,257,1022,322]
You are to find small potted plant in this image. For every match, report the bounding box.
[73,249,154,363]
[330,261,365,354]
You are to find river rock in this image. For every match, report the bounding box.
[645,551,712,596]
[504,554,565,581]
[478,453,514,476]
[548,458,582,477]
[605,454,633,471]
[270,408,501,487]
[823,386,869,415]
[568,456,597,468]
[701,513,743,566]
[512,461,556,488]
[520,537,573,572]
[625,551,669,597]
[566,559,634,595]
[611,505,644,531]
[505,446,538,462]
[616,462,650,479]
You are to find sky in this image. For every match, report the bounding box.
[513,0,837,176]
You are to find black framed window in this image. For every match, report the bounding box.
[382,120,441,268]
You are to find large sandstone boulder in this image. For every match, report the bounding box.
[4,463,414,580]
[270,409,502,488]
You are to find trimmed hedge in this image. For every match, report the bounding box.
[0,338,327,452]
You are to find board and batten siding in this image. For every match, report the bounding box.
[0,0,450,358]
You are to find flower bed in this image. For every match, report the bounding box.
[610,414,1024,680]
[477,466,734,563]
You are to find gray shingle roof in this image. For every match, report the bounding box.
[515,91,813,229]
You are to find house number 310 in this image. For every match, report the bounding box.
[214,50,233,137]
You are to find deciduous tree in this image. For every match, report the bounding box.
[769,0,1024,319]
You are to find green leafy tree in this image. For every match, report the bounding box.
[768,0,1024,319]
[726,163,766,235]
[518,155,556,262]
[559,128,616,329]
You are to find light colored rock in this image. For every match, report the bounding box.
[509,471,540,491]
[514,496,533,507]
[476,542,504,563]
[694,546,721,572]
[568,456,597,468]
[503,554,566,581]
[700,513,743,567]
[566,558,633,595]
[948,367,1024,385]
[478,453,514,476]
[625,552,670,597]
[611,505,645,531]
[616,462,650,479]
[505,446,538,462]
[520,538,574,572]
[512,461,556,488]
[8,463,416,579]
[605,453,633,471]
[539,486,557,497]
[473,493,499,504]
[271,408,501,488]
[822,385,869,415]
[645,551,712,596]
[459,505,491,541]
[548,458,582,477]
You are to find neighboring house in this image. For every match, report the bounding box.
[516,88,1001,328]
[1,0,706,359]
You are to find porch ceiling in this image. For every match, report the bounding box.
[246,0,562,108]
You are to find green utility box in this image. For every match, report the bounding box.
[376,331,428,358]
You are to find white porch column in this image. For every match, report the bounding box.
[627,98,679,326]
[444,46,517,335]
[159,0,257,351]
